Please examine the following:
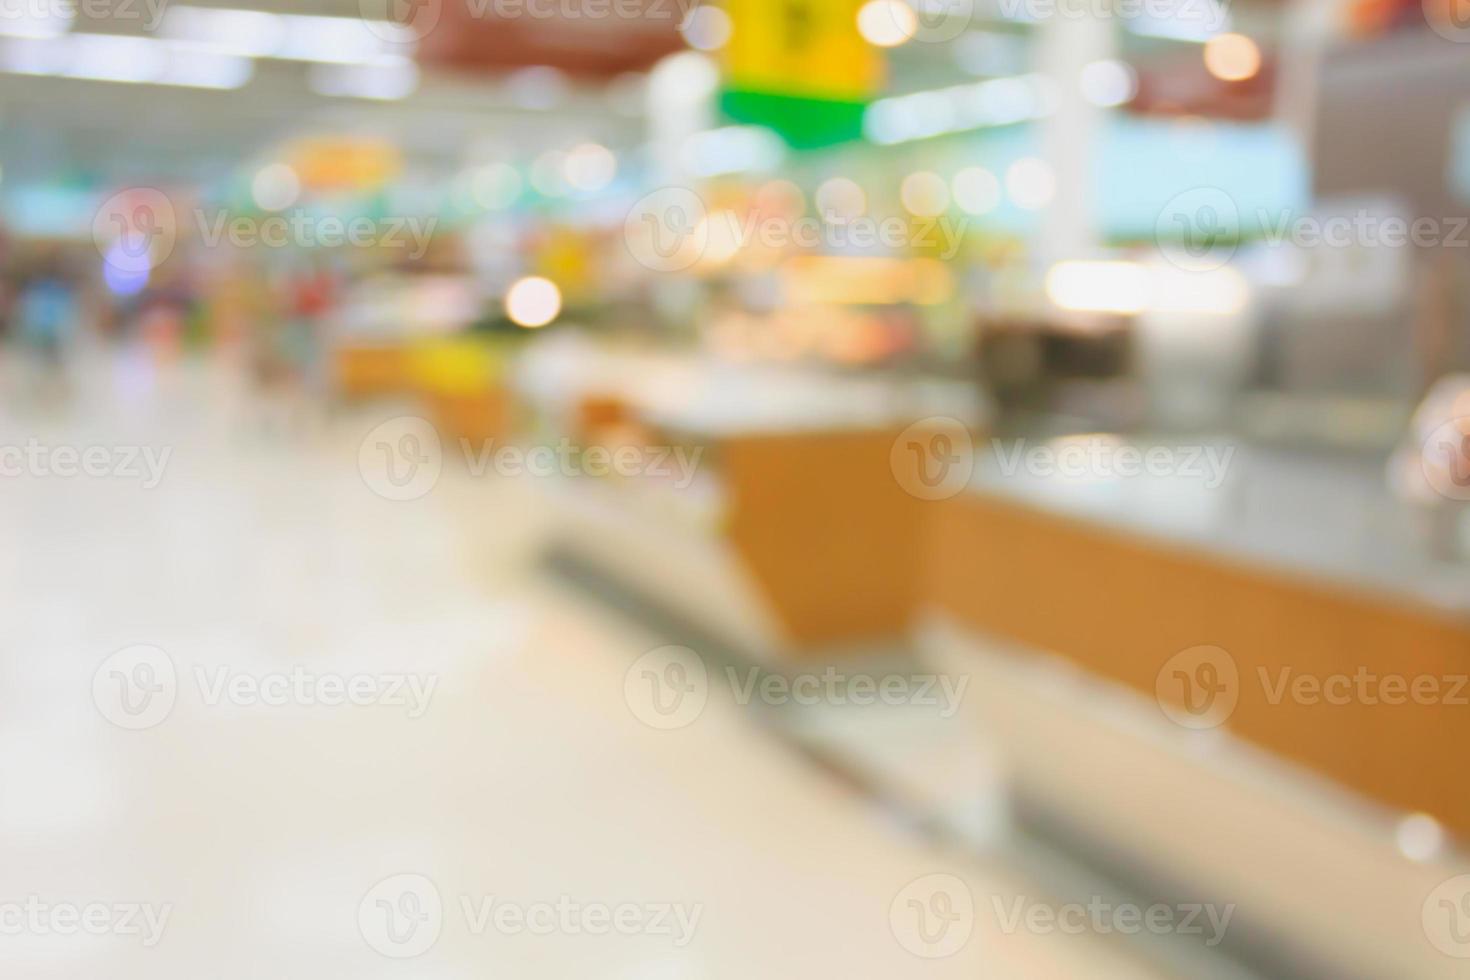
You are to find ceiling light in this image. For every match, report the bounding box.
[160,6,410,65]
[62,33,167,83]
[857,0,917,47]
[159,6,285,57]
[1079,59,1137,108]
[864,74,1053,146]
[563,143,617,192]
[1046,261,1148,315]
[679,126,784,177]
[0,34,254,89]
[1203,33,1261,82]
[308,58,419,100]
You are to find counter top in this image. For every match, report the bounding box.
[967,435,1470,617]
[514,334,987,437]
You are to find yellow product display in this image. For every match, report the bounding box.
[407,338,510,397]
[409,338,515,445]
[334,342,412,399]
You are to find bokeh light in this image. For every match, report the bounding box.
[951,167,1001,215]
[504,276,562,328]
[1005,157,1055,210]
[815,177,867,222]
[857,0,916,47]
[1204,33,1262,82]
[250,163,300,211]
[900,171,950,217]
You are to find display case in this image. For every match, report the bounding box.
[518,338,984,661]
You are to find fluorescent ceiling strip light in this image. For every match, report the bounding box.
[157,6,286,57]
[863,73,1054,145]
[308,56,418,100]
[1046,261,1149,314]
[65,32,166,83]
[0,34,253,88]
[679,126,785,176]
[161,45,256,89]
[160,6,414,64]
[984,0,1227,41]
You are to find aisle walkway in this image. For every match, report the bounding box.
[0,351,1165,978]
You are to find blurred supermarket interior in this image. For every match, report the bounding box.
[4,0,1470,976]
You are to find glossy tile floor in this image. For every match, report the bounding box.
[0,348,1166,978]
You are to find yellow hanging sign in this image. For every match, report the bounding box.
[722,0,882,103]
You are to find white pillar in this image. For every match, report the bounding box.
[1034,13,1114,267]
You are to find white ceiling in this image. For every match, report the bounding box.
[0,0,652,187]
[0,66,647,184]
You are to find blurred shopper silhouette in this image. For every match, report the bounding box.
[15,255,77,401]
